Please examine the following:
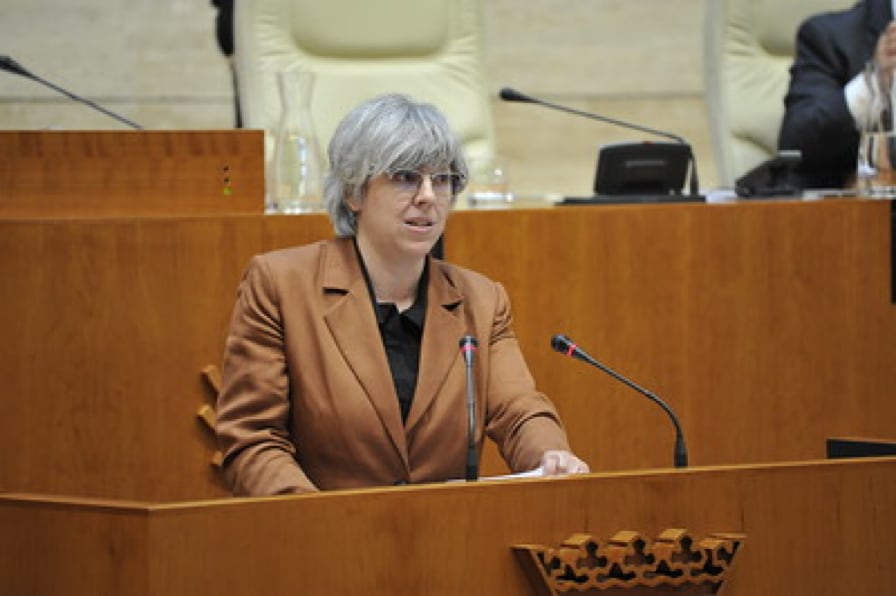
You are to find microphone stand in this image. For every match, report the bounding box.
[1,55,142,130]
[459,336,479,481]
[551,334,688,468]
[500,87,699,198]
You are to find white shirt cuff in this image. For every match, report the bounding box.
[845,70,873,131]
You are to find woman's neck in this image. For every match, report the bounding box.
[355,236,425,309]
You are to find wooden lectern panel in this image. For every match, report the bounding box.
[1,458,894,595]
[0,130,265,217]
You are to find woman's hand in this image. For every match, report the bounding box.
[540,449,590,475]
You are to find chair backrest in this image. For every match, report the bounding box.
[233,0,496,166]
[704,0,852,186]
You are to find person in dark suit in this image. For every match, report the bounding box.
[215,94,589,496]
[211,0,241,127]
[778,0,895,189]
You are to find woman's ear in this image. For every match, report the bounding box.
[345,187,365,213]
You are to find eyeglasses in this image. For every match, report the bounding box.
[385,170,465,200]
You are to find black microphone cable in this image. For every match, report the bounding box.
[551,333,688,468]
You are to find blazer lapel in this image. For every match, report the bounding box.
[320,239,408,465]
[405,259,466,432]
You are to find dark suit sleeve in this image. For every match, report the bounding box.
[778,14,867,187]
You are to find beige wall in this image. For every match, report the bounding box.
[0,0,716,195]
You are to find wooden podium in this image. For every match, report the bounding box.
[0,133,894,594]
[2,458,895,595]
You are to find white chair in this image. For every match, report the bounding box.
[703,0,851,186]
[233,0,496,165]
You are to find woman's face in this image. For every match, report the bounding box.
[352,169,456,263]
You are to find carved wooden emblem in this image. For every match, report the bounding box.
[513,529,744,595]
[197,364,223,467]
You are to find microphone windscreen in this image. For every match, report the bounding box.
[0,55,30,77]
[550,334,573,354]
[459,335,479,349]
[498,87,529,102]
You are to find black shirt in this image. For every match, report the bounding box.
[355,242,427,425]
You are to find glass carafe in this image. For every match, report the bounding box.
[857,62,896,197]
[270,66,324,213]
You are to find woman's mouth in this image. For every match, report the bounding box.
[404,217,434,230]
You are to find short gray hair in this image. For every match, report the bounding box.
[323,94,468,236]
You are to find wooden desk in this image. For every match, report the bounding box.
[2,458,894,595]
[0,130,264,217]
[0,199,893,501]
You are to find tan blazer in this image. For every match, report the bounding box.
[216,237,570,495]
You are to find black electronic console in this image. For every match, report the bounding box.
[560,193,705,205]
[826,436,896,459]
[561,142,705,205]
[734,150,801,198]
[595,142,690,195]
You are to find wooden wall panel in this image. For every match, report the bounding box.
[0,214,333,500]
[445,200,896,473]
[0,199,893,500]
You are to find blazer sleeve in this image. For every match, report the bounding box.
[215,255,318,496]
[481,281,572,472]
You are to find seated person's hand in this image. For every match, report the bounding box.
[874,22,896,86]
[540,449,590,476]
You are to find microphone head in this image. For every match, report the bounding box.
[459,335,479,349]
[0,55,31,78]
[550,334,574,354]
[498,87,531,103]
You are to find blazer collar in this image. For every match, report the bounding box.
[320,238,466,464]
[406,256,466,432]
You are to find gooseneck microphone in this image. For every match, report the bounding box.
[1,54,143,130]
[551,334,688,468]
[499,86,699,197]
[459,335,480,481]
